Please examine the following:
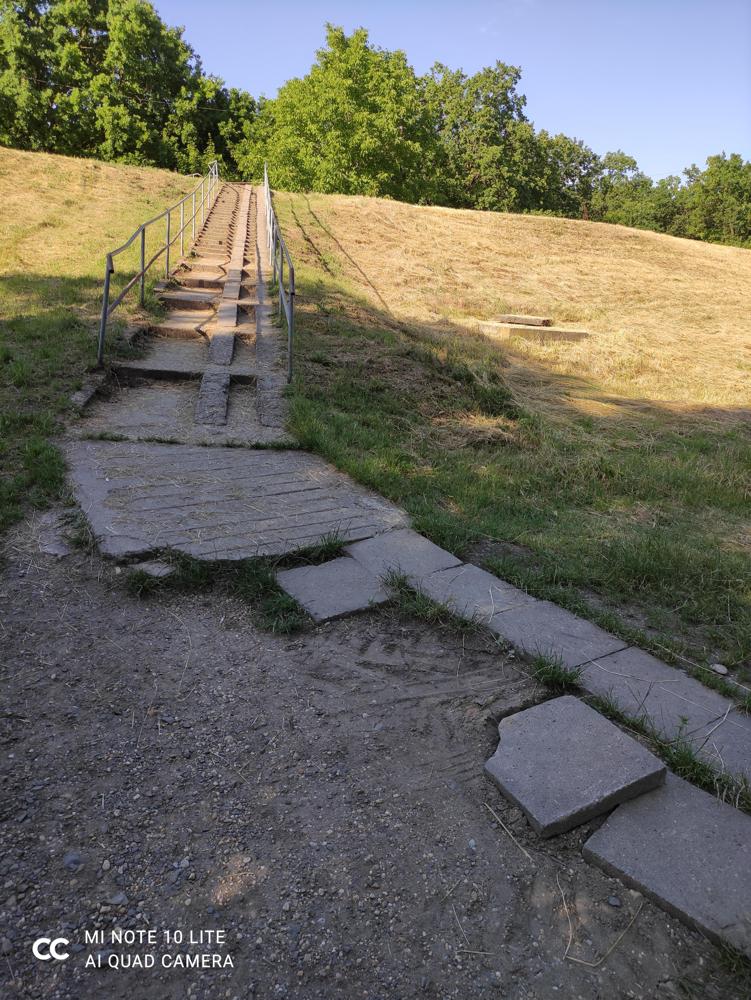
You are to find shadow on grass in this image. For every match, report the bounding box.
[0,270,161,532]
[276,240,751,671]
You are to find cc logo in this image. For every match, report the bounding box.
[32,937,70,961]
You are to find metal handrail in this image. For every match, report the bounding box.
[97,160,220,364]
[263,162,295,382]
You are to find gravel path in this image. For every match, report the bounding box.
[0,513,745,999]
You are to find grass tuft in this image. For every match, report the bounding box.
[383,570,483,635]
[126,551,310,634]
[530,653,582,693]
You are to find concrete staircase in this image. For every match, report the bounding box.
[73,182,289,446]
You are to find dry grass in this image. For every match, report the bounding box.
[0,146,195,309]
[0,147,195,532]
[275,189,751,672]
[280,192,751,417]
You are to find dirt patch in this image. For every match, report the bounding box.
[0,513,745,999]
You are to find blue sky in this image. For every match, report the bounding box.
[154,0,751,180]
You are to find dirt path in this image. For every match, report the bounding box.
[0,515,744,999]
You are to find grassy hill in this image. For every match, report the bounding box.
[0,147,194,531]
[274,191,751,675]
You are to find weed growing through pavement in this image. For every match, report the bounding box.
[530,653,582,693]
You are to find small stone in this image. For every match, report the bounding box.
[63,850,83,872]
[102,860,111,871]
[468,839,477,852]
[109,892,128,906]
[710,663,728,676]
[1,937,12,955]
[607,895,622,908]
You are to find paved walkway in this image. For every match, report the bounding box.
[66,180,751,958]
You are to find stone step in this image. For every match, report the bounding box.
[152,310,213,338]
[485,696,665,837]
[479,321,588,342]
[159,289,219,310]
[583,775,751,958]
[177,275,225,291]
[494,314,552,327]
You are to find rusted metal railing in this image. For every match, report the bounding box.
[263,162,295,382]
[97,161,220,365]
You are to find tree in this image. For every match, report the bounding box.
[0,0,253,172]
[236,25,438,200]
[679,153,751,246]
[423,61,533,210]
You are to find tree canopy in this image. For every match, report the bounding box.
[0,0,255,172]
[1,8,749,248]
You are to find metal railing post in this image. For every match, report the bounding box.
[180,201,184,258]
[139,227,145,307]
[201,179,205,228]
[192,191,196,241]
[288,264,295,383]
[165,209,171,277]
[97,254,113,366]
[279,251,284,319]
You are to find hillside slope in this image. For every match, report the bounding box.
[275,191,751,672]
[0,147,194,530]
[278,192,751,412]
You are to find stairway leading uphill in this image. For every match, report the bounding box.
[74,182,288,445]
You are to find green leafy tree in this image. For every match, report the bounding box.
[237,25,438,200]
[423,61,534,210]
[0,0,253,171]
[679,153,751,245]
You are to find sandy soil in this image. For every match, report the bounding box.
[0,512,745,1000]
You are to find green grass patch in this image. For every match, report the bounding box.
[530,653,582,693]
[126,552,310,635]
[0,148,195,534]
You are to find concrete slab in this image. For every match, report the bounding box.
[65,441,408,561]
[276,557,389,621]
[479,322,588,343]
[195,370,230,425]
[345,528,461,584]
[489,599,627,668]
[485,695,665,837]
[208,333,235,365]
[582,647,751,782]
[114,335,208,378]
[36,511,72,558]
[494,314,552,327]
[159,289,218,310]
[132,559,174,579]
[154,310,213,338]
[419,563,533,622]
[583,775,751,957]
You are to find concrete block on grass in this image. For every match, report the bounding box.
[276,557,389,622]
[345,528,461,584]
[581,646,751,782]
[485,696,665,837]
[583,775,751,957]
[420,563,533,623]
[489,599,626,668]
